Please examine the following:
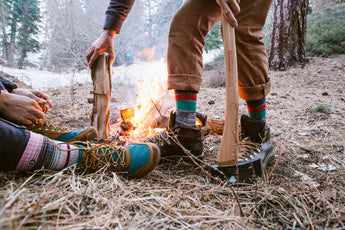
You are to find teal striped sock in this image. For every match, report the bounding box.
[175,90,197,112]
[246,98,266,120]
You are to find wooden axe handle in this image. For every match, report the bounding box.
[216,15,239,166]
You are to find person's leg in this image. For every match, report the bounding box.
[235,0,273,112]
[234,0,274,164]
[144,0,221,158]
[0,117,30,171]
[167,0,221,92]
[0,118,160,178]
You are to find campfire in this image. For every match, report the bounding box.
[109,82,174,145]
[90,49,208,145]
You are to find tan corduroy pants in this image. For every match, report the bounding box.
[167,0,273,101]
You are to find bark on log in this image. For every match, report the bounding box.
[209,119,225,135]
[91,54,112,139]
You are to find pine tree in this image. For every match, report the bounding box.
[17,0,41,68]
[205,23,222,53]
[3,0,22,66]
[0,0,41,67]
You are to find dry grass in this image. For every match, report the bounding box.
[1,55,345,229]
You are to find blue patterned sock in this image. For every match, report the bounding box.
[246,98,266,120]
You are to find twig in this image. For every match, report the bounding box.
[303,215,345,226]
[293,212,307,230]
[266,147,283,182]
[0,188,27,217]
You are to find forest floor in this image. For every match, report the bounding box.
[0,55,344,229]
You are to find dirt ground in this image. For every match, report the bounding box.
[0,55,344,229]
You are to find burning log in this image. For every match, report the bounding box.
[120,105,141,121]
[120,104,208,129]
[91,53,112,139]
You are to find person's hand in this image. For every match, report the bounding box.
[12,88,53,112]
[86,29,116,69]
[0,90,45,125]
[216,0,241,27]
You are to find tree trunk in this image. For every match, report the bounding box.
[0,0,9,60]
[18,47,26,69]
[7,19,17,66]
[268,0,309,71]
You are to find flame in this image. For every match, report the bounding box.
[109,47,175,144]
[196,117,203,127]
[123,81,169,140]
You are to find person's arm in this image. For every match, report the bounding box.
[104,0,135,33]
[86,0,135,68]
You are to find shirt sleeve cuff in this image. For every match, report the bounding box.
[104,16,123,33]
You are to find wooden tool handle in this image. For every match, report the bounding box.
[216,15,239,166]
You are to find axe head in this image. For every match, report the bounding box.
[213,159,264,184]
[212,139,275,184]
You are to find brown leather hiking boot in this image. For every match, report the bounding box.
[27,120,98,142]
[143,110,204,159]
[239,115,275,168]
[212,115,275,183]
[57,142,160,178]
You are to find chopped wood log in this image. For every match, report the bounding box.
[208,119,225,134]
[120,105,141,121]
[91,54,112,139]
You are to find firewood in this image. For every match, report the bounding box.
[208,119,225,134]
[91,53,112,139]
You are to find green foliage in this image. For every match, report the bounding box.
[0,0,41,67]
[204,53,224,70]
[310,104,331,114]
[205,23,222,52]
[17,0,41,67]
[307,5,345,57]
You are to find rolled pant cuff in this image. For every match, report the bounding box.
[167,74,202,92]
[239,78,271,101]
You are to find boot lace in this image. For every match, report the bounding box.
[143,131,171,144]
[238,133,264,160]
[32,120,69,132]
[56,142,127,170]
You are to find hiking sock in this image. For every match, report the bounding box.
[175,90,197,127]
[15,132,80,171]
[246,98,266,120]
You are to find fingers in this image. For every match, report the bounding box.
[88,50,100,69]
[21,118,33,126]
[86,46,94,63]
[38,92,53,108]
[16,104,44,126]
[228,0,240,15]
[35,91,53,108]
[216,0,240,27]
[31,104,45,120]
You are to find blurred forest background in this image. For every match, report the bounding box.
[0,0,344,72]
